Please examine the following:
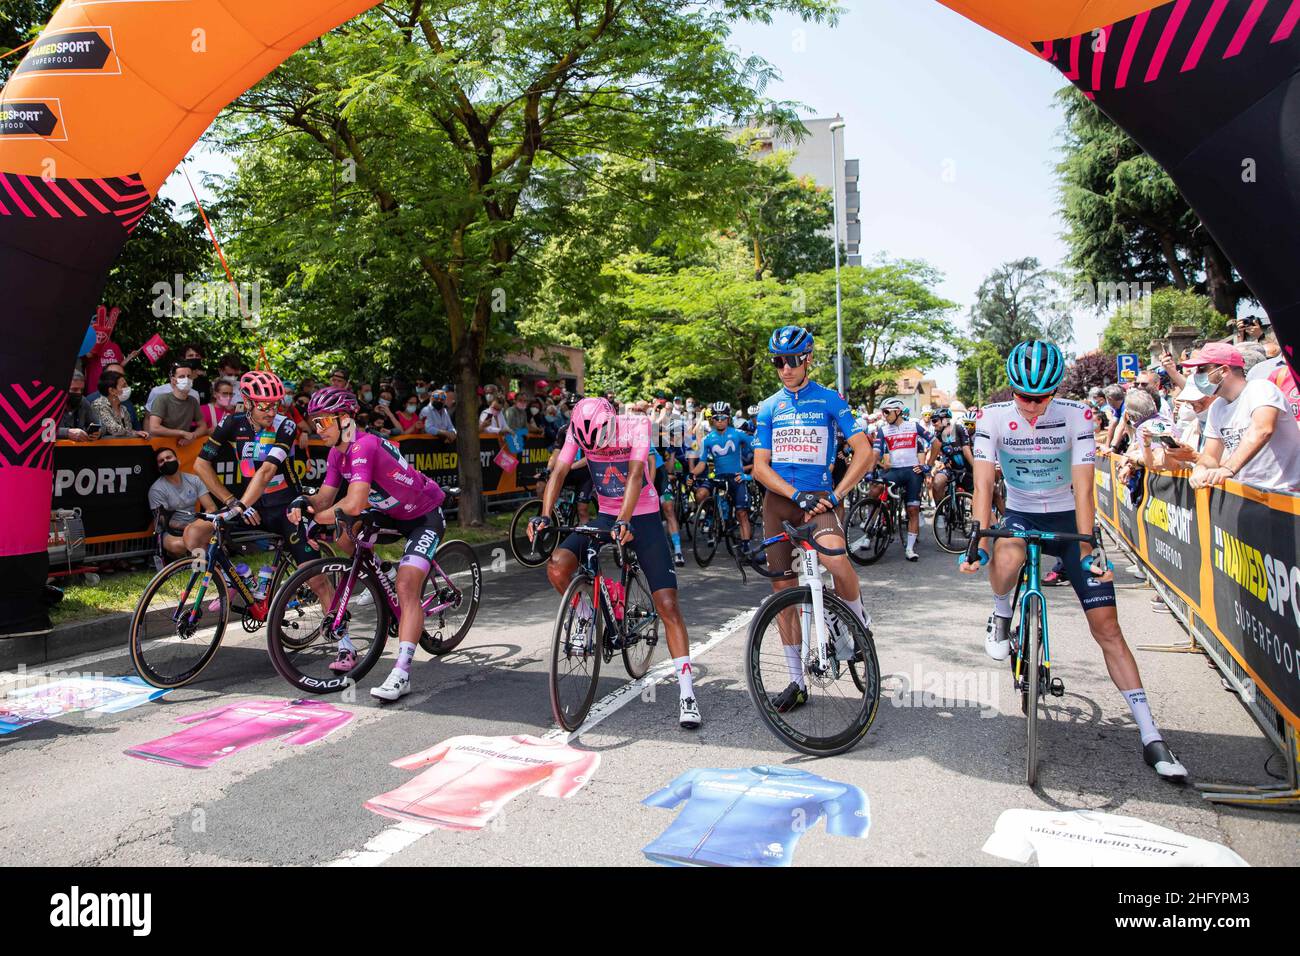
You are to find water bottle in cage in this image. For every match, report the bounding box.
[255,565,275,601]
[608,580,626,622]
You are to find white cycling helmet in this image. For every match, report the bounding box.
[880,398,905,412]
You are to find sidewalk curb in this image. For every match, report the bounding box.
[0,538,516,674]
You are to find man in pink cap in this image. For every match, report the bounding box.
[1187,343,1300,494]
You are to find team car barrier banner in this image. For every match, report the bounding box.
[1094,456,1300,734]
[50,432,549,545]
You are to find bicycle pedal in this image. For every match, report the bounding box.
[1049,677,1065,697]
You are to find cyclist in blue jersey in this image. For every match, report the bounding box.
[752,326,878,713]
[959,340,1187,781]
[874,397,938,561]
[690,401,754,551]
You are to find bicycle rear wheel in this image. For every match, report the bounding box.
[745,587,880,756]
[549,574,602,732]
[129,558,229,688]
[266,557,388,693]
[1023,595,1042,787]
[418,539,482,655]
[509,498,556,568]
[620,564,660,678]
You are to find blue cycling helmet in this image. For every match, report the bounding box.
[1006,340,1065,395]
[768,325,814,355]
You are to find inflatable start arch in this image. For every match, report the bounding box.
[0,0,1296,632]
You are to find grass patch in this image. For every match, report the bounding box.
[49,514,512,627]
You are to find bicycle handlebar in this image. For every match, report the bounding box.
[551,524,628,566]
[963,523,1105,567]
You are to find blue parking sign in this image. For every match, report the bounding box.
[1116,353,1140,383]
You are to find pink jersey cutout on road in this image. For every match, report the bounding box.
[124,698,354,769]
[557,414,659,516]
[364,734,600,830]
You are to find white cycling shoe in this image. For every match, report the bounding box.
[679,696,702,730]
[1144,740,1188,782]
[370,669,411,702]
[904,546,919,562]
[985,614,1012,661]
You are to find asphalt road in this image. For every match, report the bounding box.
[1,528,1295,867]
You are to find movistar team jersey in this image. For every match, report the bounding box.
[199,412,300,506]
[753,382,862,493]
[972,399,1097,513]
[937,423,972,470]
[699,427,752,476]
[874,420,935,469]
[642,766,871,867]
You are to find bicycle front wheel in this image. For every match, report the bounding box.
[745,587,881,757]
[509,498,555,568]
[129,558,229,688]
[549,574,602,732]
[846,498,890,566]
[419,539,482,655]
[266,557,388,694]
[933,492,975,554]
[1023,595,1042,787]
[692,498,720,567]
[620,564,661,678]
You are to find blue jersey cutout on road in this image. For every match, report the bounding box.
[642,766,870,867]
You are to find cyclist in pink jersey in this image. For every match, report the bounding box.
[288,387,447,702]
[529,396,702,729]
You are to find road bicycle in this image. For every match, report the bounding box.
[737,519,881,756]
[510,478,581,568]
[844,471,907,565]
[265,509,482,694]
[129,511,330,689]
[690,474,751,567]
[931,468,976,554]
[667,468,696,543]
[547,525,662,732]
[963,523,1107,786]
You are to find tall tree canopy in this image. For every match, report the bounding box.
[215,0,836,521]
[1055,86,1251,318]
[969,256,1073,357]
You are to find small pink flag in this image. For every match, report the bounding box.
[141,334,169,364]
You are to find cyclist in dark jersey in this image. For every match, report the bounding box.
[288,386,447,702]
[928,407,974,503]
[192,369,312,567]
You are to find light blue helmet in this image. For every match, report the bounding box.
[768,325,814,355]
[1006,340,1065,395]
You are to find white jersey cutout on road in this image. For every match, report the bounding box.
[982,809,1248,867]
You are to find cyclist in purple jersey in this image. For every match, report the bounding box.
[288,387,448,702]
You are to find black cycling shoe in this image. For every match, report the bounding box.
[772,682,808,714]
[1143,740,1188,782]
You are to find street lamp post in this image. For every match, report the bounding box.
[829,119,846,397]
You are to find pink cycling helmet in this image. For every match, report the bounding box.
[307,385,359,417]
[570,396,617,451]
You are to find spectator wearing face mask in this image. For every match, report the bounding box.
[370,386,402,436]
[1170,376,1219,454]
[89,370,150,438]
[147,361,202,446]
[1188,343,1300,494]
[149,446,218,557]
[200,377,236,433]
[526,397,544,434]
[182,344,211,404]
[59,370,94,441]
[479,397,507,434]
[420,389,456,441]
[503,391,530,451]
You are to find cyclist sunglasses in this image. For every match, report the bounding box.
[249,400,279,413]
[1012,390,1055,404]
[710,414,729,421]
[311,414,340,431]
[771,353,811,370]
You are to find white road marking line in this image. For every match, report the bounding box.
[323,607,756,868]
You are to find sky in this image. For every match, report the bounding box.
[161,0,1107,393]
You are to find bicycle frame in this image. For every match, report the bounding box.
[1013,539,1050,687]
[325,523,455,632]
[749,524,835,674]
[565,528,654,654]
[175,518,271,626]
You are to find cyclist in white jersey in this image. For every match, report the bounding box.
[959,341,1186,782]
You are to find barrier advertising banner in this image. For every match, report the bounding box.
[51,432,550,543]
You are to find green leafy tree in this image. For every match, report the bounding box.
[733,146,835,281]
[798,259,958,409]
[1058,351,1117,399]
[955,339,1007,407]
[1099,287,1228,357]
[969,257,1073,357]
[216,0,837,523]
[1055,86,1250,317]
